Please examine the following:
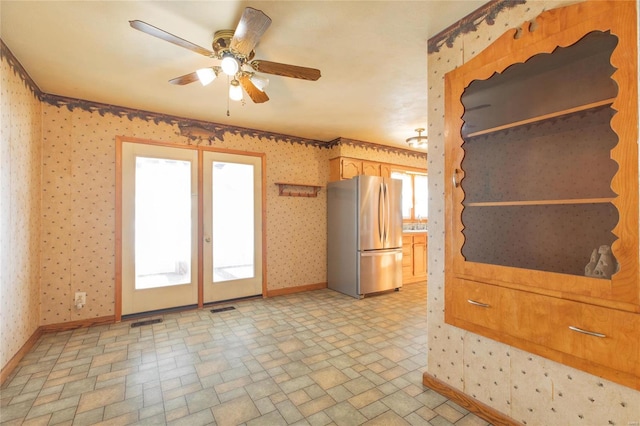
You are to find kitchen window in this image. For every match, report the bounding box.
[391,171,428,222]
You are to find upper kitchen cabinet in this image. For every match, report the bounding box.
[444,0,639,389]
[329,157,396,181]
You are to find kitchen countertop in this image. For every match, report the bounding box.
[403,229,428,234]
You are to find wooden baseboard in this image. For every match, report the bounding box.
[266,282,327,297]
[422,372,522,426]
[1,315,116,385]
[39,315,115,333]
[0,327,43,385]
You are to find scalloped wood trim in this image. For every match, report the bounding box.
[446,0,638,305]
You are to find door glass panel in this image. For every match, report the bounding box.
[134,157,192,289]
[212,162,255,282]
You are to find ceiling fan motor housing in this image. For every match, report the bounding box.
[212,29,254,61]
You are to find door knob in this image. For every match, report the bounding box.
[205,237,211,243]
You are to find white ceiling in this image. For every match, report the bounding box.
[1,1,485,150]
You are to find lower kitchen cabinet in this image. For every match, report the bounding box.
[402,233,427,284]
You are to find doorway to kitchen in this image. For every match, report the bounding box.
[117,138,265,318]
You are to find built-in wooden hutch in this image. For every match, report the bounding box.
[444,0,639,390]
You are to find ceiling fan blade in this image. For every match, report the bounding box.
[239,75,269,103]
[230,8,272,57]
[169,72,199,85]
[130,20,214,57]
[250,60,321,81]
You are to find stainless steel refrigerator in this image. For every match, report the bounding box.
[327,175,403,298]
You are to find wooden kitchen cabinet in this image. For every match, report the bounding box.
[329,157,375,181]
[402,235,413,282]
[361,161,380,176]
[329,157,412,182]
[444,0,639,389]
[412,234,427,278]
[339,158,361,179]
[403,233,427,284]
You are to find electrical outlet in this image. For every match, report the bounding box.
[75,292,86,309]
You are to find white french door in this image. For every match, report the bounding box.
[119,140,263,316]
[202,151,263,303]
[121,142,198,315]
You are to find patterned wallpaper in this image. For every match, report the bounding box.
[37,109,424,326]
[0,50,42,369]
[426,0,640,424]
[1,41,425,336]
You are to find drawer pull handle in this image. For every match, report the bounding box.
[467,299,490,308]
[569,326,606,338]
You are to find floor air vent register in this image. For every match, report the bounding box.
[130,318,163,328]
[210,306,236,313]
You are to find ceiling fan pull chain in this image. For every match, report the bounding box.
[227,76,231,116]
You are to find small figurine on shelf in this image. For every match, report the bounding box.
[585,245,617,279]
[584,248,599,277]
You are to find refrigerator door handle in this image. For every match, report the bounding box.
[383,182,387,243]
[361,248,402,256]
[384,182,390,246]
[378,182,384,243]
[384,182,388,243]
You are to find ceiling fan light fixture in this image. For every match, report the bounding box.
[406,128,428,149]
[196,67,217,86]
[221,53,240,76]
[250,74,269,92]
[229,79,243,101]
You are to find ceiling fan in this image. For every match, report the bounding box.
[130,7,321,104]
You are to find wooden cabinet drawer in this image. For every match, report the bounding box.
[554,300,639,376]
[448,278,640,380]
[446,278,501,331]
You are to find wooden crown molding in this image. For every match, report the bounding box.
[2,37,427,157]
[328,137,428,159]
[428,0,526,54]
[0,38,42,98]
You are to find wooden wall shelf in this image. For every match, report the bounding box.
[465,197,615,207]
[465,98,615,138]
[275,182,323,197]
